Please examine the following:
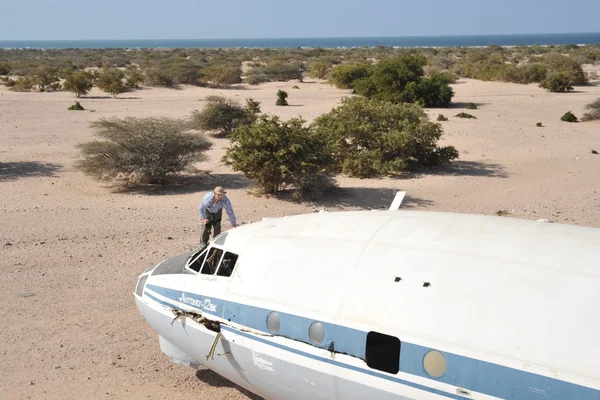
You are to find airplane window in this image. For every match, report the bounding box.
[365,331,400,374]
[187,248,208,273]
[201,247,223,275]
[216,252,238,277]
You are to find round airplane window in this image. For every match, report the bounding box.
[266,311,280,334]
[309,322,325,345]
[423,350,447,378]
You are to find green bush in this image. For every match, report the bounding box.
[95,68,127,97]
[68,101,85,111]
[540,73,574,92]
[352,54,454,107]
[143,68,174,87]
[200,63,242,87]
[311,97,458,177]
[561,111,578,122]
[63,70,94,97]
[455,112,476,119]
[75,117,212,185]
[308,60,332,79]
[276,89,288,106]
[326,62,371,89]
[190,95,255,137]
[222,114,335,199]
[7,76,35,92]
[542,53,587,85]
[581,98,600,121]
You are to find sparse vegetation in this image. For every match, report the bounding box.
[75,117,212,185]
[312,97,459,177]
[68,101,85,111]
[222,114,335,199]
[437,114,448,121]
[539,73,574,92]
[352,54,455,107]
[200,63,242,87]
[276,89,288,106]
[456,112,476,119]
[190,95,257,137]
[466,102,477,109]
[95,68,127,97]
[536,122,543,127]
[560,111,578,122]
[63,70,94,97]
[581,98,600,121]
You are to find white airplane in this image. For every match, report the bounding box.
[133,192,600,399]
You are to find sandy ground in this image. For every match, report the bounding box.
[1,72,599,399]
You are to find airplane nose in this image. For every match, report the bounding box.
[134,273,149,297]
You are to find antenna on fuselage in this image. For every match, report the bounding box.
[389,191,406,211]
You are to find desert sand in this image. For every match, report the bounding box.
[1,72,599,399]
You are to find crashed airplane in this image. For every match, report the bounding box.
[133,192,600,399]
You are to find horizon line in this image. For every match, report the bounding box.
[3,32,600,42]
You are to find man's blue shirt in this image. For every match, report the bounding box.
[198,192,236,226]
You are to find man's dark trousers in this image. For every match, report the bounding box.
[201,209,222,245]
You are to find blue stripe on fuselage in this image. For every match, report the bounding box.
[143,284,600,400]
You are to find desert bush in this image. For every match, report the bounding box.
[124,67,144,89]
[581,98,600,121]
[244,69,270,85]
[455,112,476,119]
[276,89,288,106]
[326,62,371,89]
[260,62,304,82]
[222,114,335,199]
[75,117,212,185]
[561,111,578,122]
[437,114,448,121]
[311,97,458,177]
[308,60,332,79]
[143,68,174,87]
[33,67,60,92]
[542,53,587,85]
[0,62,10,75]
[95,68,127,97]
[466,102,477,109]
[539,73,574,92]
[7,76,36,92]
[63,70,94,97]
[352,55,454,107]
[190,95,255,137]
[68,101,85,110]
[536,122,543,127]
[201,63,242,87]
[245,98,261,123]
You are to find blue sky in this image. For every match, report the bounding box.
[1,0,599,40]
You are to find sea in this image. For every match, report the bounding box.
[1,33,600,49]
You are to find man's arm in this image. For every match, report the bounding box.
[198,193,211,220]
[223,197,237,227]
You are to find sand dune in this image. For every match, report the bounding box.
[1,74,599,399]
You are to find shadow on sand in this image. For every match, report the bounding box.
[416,160,510,179]
[0,161,62,182]
[195,369,263,399]
[112,173,252,196]
[317,187,434,210]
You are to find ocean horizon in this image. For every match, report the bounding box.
[2,32,600,49]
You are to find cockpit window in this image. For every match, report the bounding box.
[187,246,208,273]
[216,252,238,277]
[201,247,223,275]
